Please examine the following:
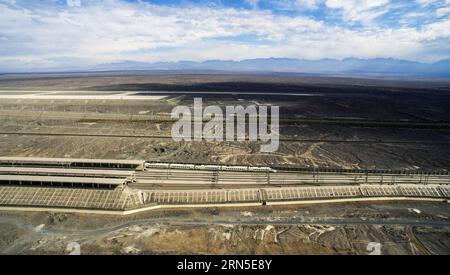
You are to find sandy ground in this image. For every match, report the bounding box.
[0,95,449,169]
[0,201,449,255]
[1,75,450,169]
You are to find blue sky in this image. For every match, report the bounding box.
[0,0,449,70]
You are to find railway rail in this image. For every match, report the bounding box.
[0,157,448,214]
[141,184,450,205]
[133,169,450,190]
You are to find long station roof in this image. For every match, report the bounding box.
[0,167,135,176]
[0,175,126,185]
[0,157,145,165]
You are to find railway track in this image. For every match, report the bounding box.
[0,157,448,213]
[131,169,450,190]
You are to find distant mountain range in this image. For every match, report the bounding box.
[3,58,450,77]
[91,58,450,77]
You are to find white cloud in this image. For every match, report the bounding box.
[66,0,81,8]
[416,0,450,8]
[0,0,449,69]
[437,6,450,16]
[268,0,322,10]
[245,0,260,9]
[294,0,323,9]
[416,0,439,6]
[325,0,391,24]
[295,0,322,9]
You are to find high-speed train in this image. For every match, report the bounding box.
[145,162,277,173]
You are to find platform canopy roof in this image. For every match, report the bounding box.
[0,166,135,176]
[0,157,145,166]
[0,175,126,185]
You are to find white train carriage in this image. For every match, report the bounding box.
[196,165,222,171]
[249,167,277,173]
[170,163,195,170]
[145,162,276,173]
[222,166,249,172]
[146,163,170,169]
